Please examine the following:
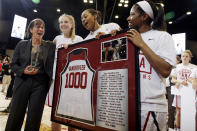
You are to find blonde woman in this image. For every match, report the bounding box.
[47,14,83,131]
[171,50,197,130]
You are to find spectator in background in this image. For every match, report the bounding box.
[1,56,11,93]
[0,71,16,113]
[171,50,197,130]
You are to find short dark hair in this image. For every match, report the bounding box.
[26,18,45,38]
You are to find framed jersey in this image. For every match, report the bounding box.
[51,30,140,131]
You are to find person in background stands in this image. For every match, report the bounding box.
[1,56,11,93]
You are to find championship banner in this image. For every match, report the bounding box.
[51,30,140,131]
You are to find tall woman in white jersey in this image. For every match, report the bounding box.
[81,8,121,40]
[171,50,196,130]
[48,14,83,131]
[126,0,176,130]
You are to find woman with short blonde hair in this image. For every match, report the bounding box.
[47,14,83,131]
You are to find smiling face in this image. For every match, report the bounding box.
[59,16,72,35]
[127,5,144,30]
[28,19,45,40]
[30,23,45,40]
[81,10,97,31]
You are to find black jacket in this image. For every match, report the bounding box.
[11,39,55,91]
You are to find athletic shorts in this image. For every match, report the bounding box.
[141,110,167,131]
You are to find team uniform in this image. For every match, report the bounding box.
[56,49,95,124]
[84,23,120,40]
[139,30,176,131]
[46,35,83,106]
[171,63,197,108]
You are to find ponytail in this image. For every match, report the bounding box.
[147,0,166,31]
[96,10,102,24]
[151,3,166,31]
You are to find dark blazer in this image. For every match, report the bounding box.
[11,39,55,91]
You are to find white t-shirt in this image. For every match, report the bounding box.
[139,29,176,112]
[53,35,83,79]
[84,23,120,40]
[190,68,197,79]
[46,34,83,106]
[171,63,197,94]
[171,63,197,82]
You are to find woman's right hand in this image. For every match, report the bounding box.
[24,65,38,75]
